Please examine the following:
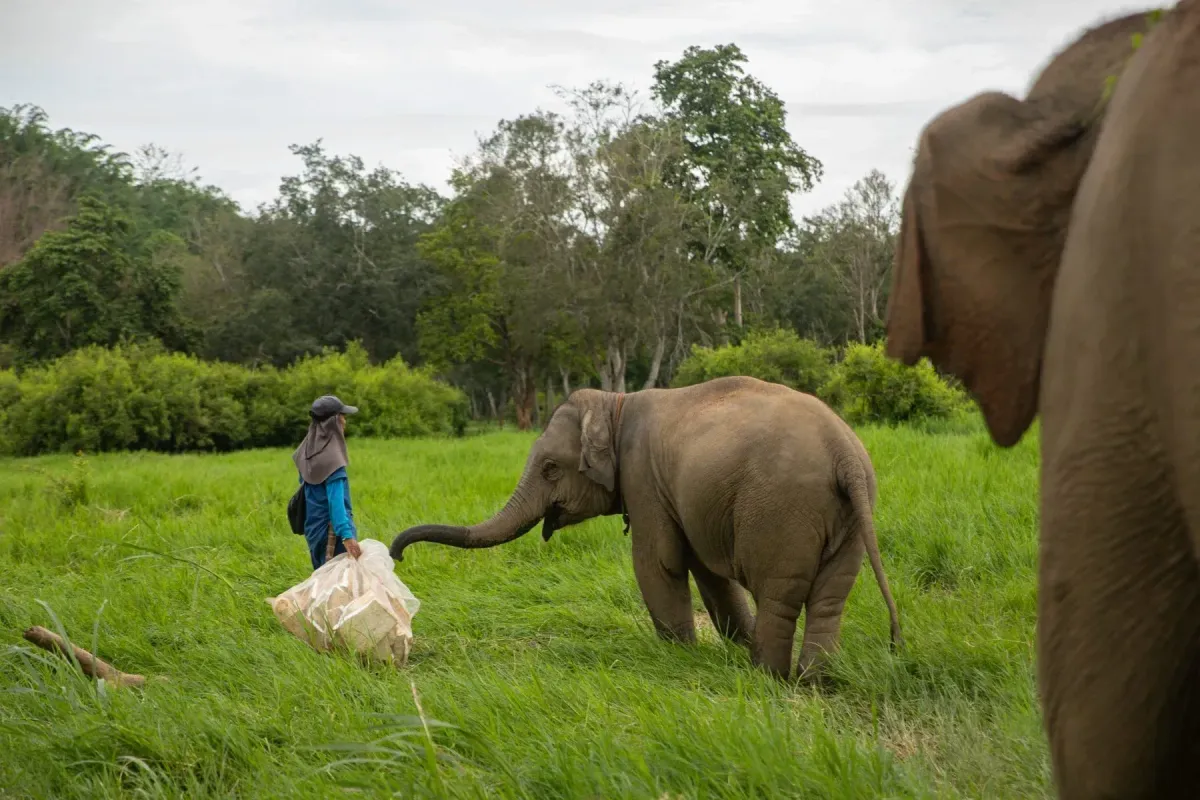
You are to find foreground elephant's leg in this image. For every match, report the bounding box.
[1039,500,1200,799]
[688,555,755,646]
[629,512,695,644]
[795,533,867,683]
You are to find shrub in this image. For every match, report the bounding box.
[0,341,468,457]
[821,340,967,426]
[0,368,21,454]
[284,343,469,441]
[671,328,835,396]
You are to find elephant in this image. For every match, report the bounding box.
[883,5,1200,798]
[390,376,903,682]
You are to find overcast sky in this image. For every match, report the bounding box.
[2,0,1147,218]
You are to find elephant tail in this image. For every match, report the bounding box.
[839,458,905,653]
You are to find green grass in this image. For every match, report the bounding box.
[0,423,1045,799]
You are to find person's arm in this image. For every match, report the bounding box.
[326,477,359,542]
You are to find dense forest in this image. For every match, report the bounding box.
[0,43,910,434]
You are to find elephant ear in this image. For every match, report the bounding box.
[883,183,930,365]
[990,93,1092,175]
[578,408,616,493]
[886,91,1081,448]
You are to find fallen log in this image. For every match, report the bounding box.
[22,625,146,689]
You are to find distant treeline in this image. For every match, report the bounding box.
[1,42,929,436]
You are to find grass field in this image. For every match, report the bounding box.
[0,422,1046,799]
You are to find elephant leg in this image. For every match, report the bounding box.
[795,531,866,683]
[688,555,755,646]
[630,510,695,644]
[741,510,822,680]
[1038,503,1200,799]
[748,582,807,681]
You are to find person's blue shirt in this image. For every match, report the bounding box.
[300,465,357,569]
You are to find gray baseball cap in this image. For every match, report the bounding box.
[310,394,359,420]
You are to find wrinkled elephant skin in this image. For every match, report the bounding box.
[391,376,903,683]
[884,5,1200,798]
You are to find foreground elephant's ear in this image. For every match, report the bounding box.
[887,92,1070,448]
[578,409,616,492]
[990,94,1091,175]
[884,184,930,365]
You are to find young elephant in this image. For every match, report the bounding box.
[884,6,1200,798]
[390,376,903,681]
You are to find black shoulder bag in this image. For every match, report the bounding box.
[287,484,307,535]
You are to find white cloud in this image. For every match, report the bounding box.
[0,0,1153,215]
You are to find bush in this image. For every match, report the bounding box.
[821,341,968,426]
[0,341,468,457]
[671,328,835,396]
[282,343,469,442]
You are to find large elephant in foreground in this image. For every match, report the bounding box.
[391,376,903,681]
[884,5,1200,797]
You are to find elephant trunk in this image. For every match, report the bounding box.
[389,468,549,562]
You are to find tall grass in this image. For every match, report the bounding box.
[0,425,1045,799]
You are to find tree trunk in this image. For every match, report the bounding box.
[643,332,666,390]
[666,303,688,380]
[714,309,730,345]
[545,374,556,423]
[855,281,868,343]
[512,366,537,431]
[598,338,626,393]
[560,368,571,397]
[486,389,499,426]
[514,387,536,431]
[734,273,743,328]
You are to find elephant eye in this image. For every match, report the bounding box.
[541,459,563,481]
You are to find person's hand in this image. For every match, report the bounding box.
[344,537,362,559]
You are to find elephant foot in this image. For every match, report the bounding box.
[794,661,833,691]
[651,621,697,645]
[748,657,791,682]
[706,618,754,647]
[749,599,803,681]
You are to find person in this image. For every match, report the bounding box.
[293,395,363,569]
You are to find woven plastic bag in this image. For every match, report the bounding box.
[268,539,420,665]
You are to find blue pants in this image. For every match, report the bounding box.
[306,526,346,570]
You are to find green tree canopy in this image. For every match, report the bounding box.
[0,195,190,364]
[652,43,824,330]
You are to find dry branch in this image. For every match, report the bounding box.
[22,625,147,689]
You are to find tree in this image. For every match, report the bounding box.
[121,144,253,353]
[804,170,899,343]
[208,141,445,366]
[0,104,135,269]
[0,195,190,363]
[555,81,724,391]
[0,145,71,269]
[651,43,823,331]
[761,235,855,347]
[0,109,245,361]
[417,112,575,429]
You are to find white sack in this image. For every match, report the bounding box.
[268,539,420,665]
